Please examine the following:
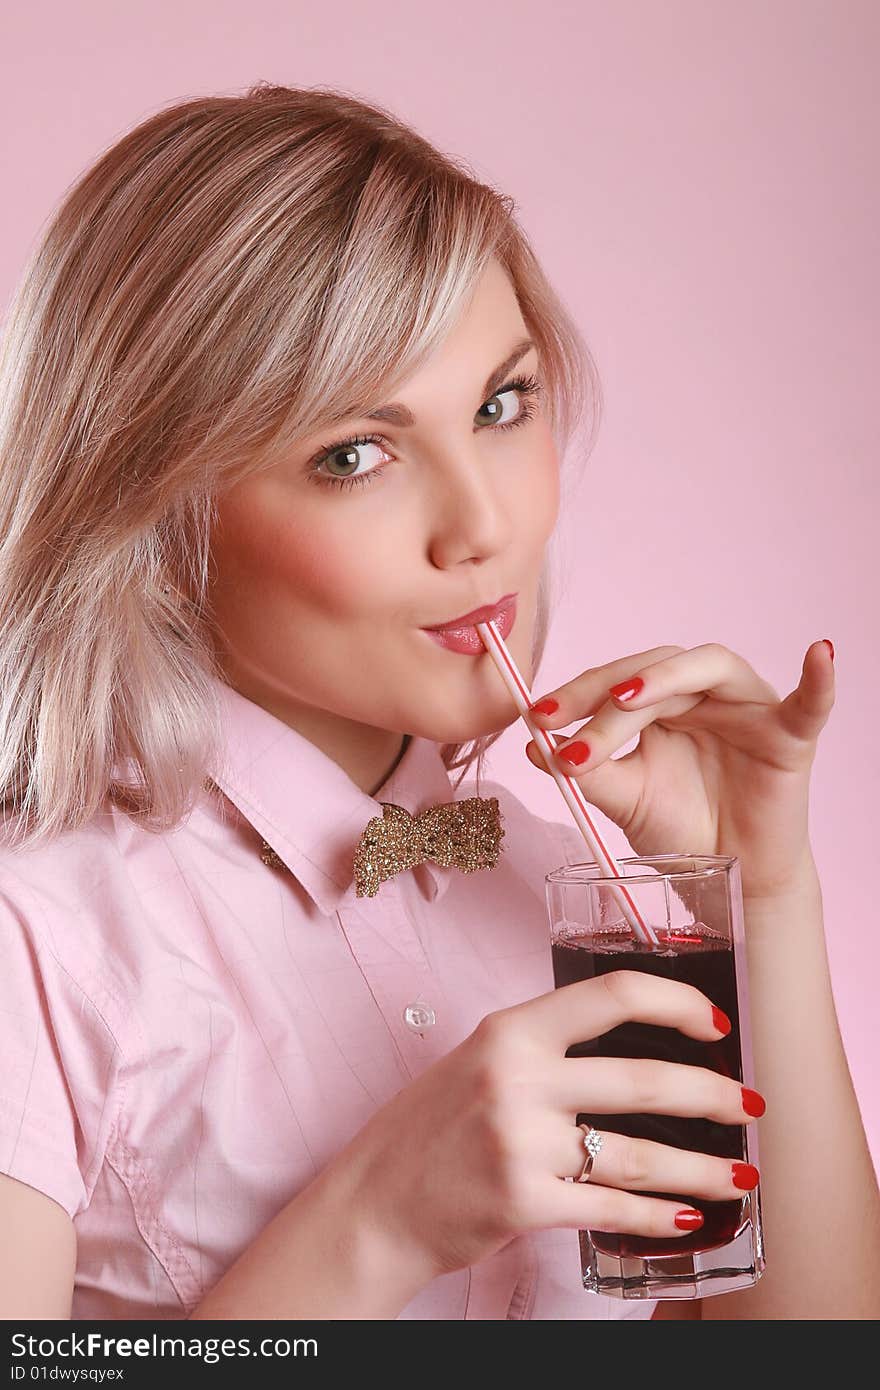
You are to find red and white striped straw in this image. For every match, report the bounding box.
[476,619,660,948]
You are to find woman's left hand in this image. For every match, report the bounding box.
[525,640,836,901]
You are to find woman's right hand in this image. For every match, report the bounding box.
[330,971,762,1283]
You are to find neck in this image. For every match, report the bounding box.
[369,734,412,797]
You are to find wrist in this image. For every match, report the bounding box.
[741,847,821,912]
[315,1151,442,1314]
[190,1151,440,1320]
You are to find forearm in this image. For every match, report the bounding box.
[705,859,880,1319]
[188,1159,437,1320]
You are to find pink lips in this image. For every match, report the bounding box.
[422,594,517,655]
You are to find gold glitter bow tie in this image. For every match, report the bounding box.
[351,797,505,898]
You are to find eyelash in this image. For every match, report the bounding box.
[306,372,545,492]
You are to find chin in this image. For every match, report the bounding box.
[411,703,520,746]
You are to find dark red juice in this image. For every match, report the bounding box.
[551,924,747,1258]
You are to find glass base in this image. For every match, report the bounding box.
[581,1191,765,1300]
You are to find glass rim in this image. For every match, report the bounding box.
[545,852,738,888]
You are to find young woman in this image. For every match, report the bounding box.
[0,83,876,1322]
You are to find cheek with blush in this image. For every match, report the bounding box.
[222,491,379,620]
[291,522,407,623]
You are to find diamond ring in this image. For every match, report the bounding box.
[576,1123,603,1183]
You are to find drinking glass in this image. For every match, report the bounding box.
[546,854,765,1300]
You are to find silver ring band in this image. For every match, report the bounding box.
[576,1123,603,1183]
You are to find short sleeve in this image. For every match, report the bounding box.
[0,885,127,1220]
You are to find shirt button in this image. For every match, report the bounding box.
[403,1000,436,1032]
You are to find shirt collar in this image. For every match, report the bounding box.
[205,675,459,914]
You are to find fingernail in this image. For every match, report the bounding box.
[609,676,644,703]
[741,1087,766,1118]
[529,697,559,716]
[822,639,834,662]
[556,740,590,767]
[712,1006,732,1036]
[675,1208,704,1230]
[732,1162,760,1190]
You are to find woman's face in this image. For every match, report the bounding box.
[208,256,560,789]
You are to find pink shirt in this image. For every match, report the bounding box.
[0,676,655,1321]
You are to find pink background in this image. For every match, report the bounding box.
[2,3,877,1165]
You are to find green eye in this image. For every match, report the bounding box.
[307,373,544,492]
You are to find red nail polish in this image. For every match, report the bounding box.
[557,741,590,767]
[823,639,834,662]
[712,1006,732,1036]
[732,1162,760,1190]
[741,1087,766,1118]
[609,676,644,703]
[529,697,559,716]
[674,1208,704,1230]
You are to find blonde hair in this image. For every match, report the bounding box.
[0,82,601,852]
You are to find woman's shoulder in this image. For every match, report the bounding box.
[0,804,156,1041]
[0,813,134,1221]
[0,802,124,922]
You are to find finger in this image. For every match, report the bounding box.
[528,642,777,778]
[511,970,731,1053]
[600,643,779,711]
[527,691,701,778]
[527,645,686,726]
[540,1174,710,1239]
[550,1056,759,1125]
[776,640,836,743]
[524,730,646,829]
[553,1128,760,1201]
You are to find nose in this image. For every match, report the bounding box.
[425,446,514,570]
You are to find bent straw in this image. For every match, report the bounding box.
[476,619,660,948]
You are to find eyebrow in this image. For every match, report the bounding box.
[358,337,536,427]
